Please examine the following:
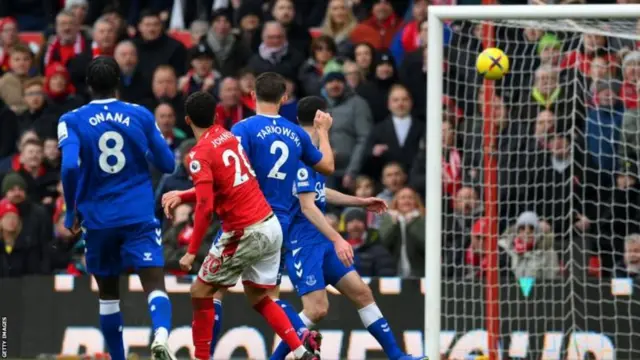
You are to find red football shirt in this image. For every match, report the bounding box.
[186,125,272,254]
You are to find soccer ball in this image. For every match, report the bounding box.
[476,47,510,80]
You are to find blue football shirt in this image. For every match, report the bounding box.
[288,162,327,249]
[58,99,175,229]
[231,114,322,226]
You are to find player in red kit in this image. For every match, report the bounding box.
[164,92,321,360]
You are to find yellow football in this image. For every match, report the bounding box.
[476,47,510,80]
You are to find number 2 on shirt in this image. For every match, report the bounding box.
[267,140,289,180]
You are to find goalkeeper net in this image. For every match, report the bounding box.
[439,15,640,360]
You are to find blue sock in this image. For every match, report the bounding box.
[148,290,172,342]
[99,299,125,360]
[210,299,223,356]
[359,303,404,360]
[270,299,308,360]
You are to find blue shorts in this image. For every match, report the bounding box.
[285,240,355,296]
[84,219,164,277]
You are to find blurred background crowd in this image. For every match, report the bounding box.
[0,0,639,283]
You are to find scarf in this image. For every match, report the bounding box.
[207,31,235,65]
[532,87,561,109]
[91,41,113,59]
[181,69,216,95]
[259,42,289,64]
[442,148,462,198]
[44,33,85,67]
[621,80,638,110]
[240,93,256,110]
[215,103,244,130]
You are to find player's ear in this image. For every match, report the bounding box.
[280,93,288,105]
[250,90,256,100]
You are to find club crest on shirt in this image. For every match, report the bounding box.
[190,160,201,174]
[305,275,317,286]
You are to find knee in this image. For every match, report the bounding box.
[351,285,374,308]
[306,298,329,322]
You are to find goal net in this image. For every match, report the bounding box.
[428,5,640,360]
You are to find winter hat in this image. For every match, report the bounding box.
[0,199,19,219]
[188,42,215,62]
[537,33,561,55]
[375,51,395,67]
[1,172,27,196]
[211,8,233,24]
[343,207,367,225]
[516,211,539,231]
[323,60,345,84]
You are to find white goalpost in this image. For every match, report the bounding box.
[426,4,640,360]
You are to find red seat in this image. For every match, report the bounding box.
[168,30,193,48]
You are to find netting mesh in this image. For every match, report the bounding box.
[438,17,640,360]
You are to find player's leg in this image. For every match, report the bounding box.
[122,220,175,360]
[210,288,226,357]
[271,244,330,360]
[241,216,319,360]
[84,228,126,360]
[191,276,221,360]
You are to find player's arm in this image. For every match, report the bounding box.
[58,117,80,230]
[186,156,215,255]
[325,188,387,213]
[143,108,176,173]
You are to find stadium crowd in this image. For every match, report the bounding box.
[0,0,639,283]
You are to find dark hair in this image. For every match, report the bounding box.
[311,35,337,57]
[138,8,161,23]
[255,72,287,103]
[22,138,43,149]
[86,56,120,98]
[185,91,217,128]
[10,43,33,58]
[297,96,327,126]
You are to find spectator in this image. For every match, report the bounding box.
[298,35,338,97]
[340,175,381,230]
[114,40,148,103]
[0,17,19,74]
[41,10,91,76]
[91,15,117,58]
[342,207,396,277]
[214,77,256,130]
[365,52,399,123]
[42,137,60,172]
[202,9,250,77]
[43,62,84,115]
[266,0,311,58]
[235,0,264,51]
[0,44,35,113]
[238,68,256,111]
[322,66,373,190]
[364,84,424,178]
[442,186,483,274]
[133,9,187,84]
[65,0,90,36]
[498,211,561,280]
[100,6,128,42]
[141,65,187,135]
[586,79,624,177]
[617,233,640,278]
[538,33,562,68]
[178,43,220,97]
[376,161,407,204]
[1,172,52,275]
[0,130,39,172]
[356,0,404,51]
[380,187,425,277]
[247,21,304,80]
[154,102,186,152]
[17,78,58,139]
[462,217,489,279]
[0,199,40,277]
[189,20,208,45]
[561,33,615,77]
[320,0,357,56]
[353,42,376,80]
[399,19,428,119]
[620,51,640,110]
[389,0,427,65]
[155,140,197,223]
[7,139,58,204]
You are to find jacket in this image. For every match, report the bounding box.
[323,87,373,177]
[498,224,561,280]
[379,211,425,277]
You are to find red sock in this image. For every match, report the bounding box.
[253,296,303,351]
[192,297,215,360]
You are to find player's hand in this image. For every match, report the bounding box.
[179,253,196,272]
[362,197,388,214]
[334,238,354,268]
[313,110,333,132]
[65,216,81,236]
[162,190,183,219]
